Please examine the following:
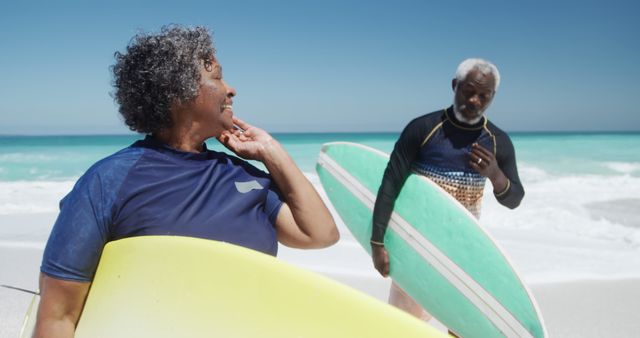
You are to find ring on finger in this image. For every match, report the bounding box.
[477,158,483,164]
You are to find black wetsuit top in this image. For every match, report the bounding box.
[371,106,524,243]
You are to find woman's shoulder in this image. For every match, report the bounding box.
[75,145,146,190]
[92,145,145,173]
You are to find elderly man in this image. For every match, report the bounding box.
[370,58,524,329]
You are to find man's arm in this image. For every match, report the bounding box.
[33,273,90,338]
[218,117,339,249]
[492,134,524,208]
[469,133,524,208]
[371,117,426,276]
[372,117,425,243]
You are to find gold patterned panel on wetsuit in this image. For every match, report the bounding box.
[412,164,486,219]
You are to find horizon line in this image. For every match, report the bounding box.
[1,130,640,137]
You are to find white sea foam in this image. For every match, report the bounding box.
[603,161,640,175]
[481,165,640,281]
[0,153,58,162]
[516,163,550,182]
[482,165,640,244]
[1,170,638,282]
[0,181,75,215]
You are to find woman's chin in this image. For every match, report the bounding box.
[224,118,235,129]
[222,110,234,125]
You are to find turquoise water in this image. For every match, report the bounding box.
[511,133,640,176]
[1,132,639,181]
[1,132,639,247]
[0,133,395,181]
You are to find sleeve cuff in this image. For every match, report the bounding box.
[494,179,511,197]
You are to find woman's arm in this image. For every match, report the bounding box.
[33,273,90,338]
[218,117,339,248]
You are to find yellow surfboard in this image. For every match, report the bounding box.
[22,236,442,337]
[18,292,39,338]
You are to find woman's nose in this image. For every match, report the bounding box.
[223,80,236,97]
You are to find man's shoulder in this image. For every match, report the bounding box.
[414,108,446,122]
[406,108,447,129]
[485,120,511,139]
[485,120,516,154]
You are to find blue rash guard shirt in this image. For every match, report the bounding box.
[41,136,284,282]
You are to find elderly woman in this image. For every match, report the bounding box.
[33,25,338,337]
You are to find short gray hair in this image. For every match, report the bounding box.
[455,58,500,91]
[111,25,216,134]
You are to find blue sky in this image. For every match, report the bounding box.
[1,0,638,134]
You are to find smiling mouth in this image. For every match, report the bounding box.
[221,104,233,111]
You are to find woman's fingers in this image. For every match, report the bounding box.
[232,117,251,131]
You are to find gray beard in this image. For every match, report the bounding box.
[453,100,484,125]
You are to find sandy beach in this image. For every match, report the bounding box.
[1,208,639,338]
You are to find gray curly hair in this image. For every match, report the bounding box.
[111,25,215,134]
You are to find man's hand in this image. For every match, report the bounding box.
[469,143,508,193]
[371,244,390,277]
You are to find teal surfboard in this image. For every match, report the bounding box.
[316,142,546,338]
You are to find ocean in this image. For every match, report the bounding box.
[1,132,640,281]
[3,132,639,180]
